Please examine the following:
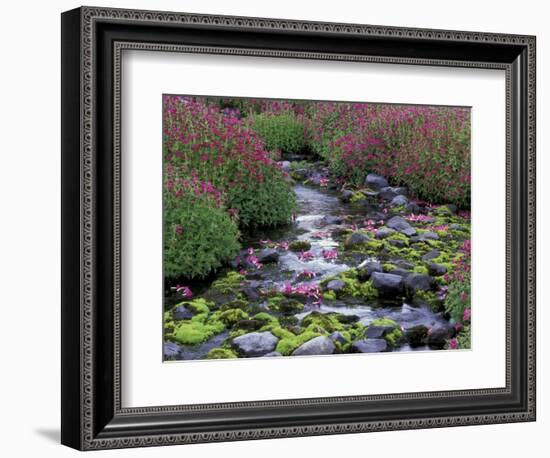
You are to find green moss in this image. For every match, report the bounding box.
[413,290,443,311]
[386,231,410,246]
[252,312,278,323]
[220,297,248,311]
[216,308,249,326]
[211,271,244,294]
[206,348,238,359]
[350,191,367,203]
[274,328,323,356]
[323,290,336,301]
[369,318,403,348]
[182,298,212,315]
[383,263,397,272]
[301,312,344,333]
[267,295,304,313]
[173,319,225,345]
[322,269,378,300]
[383,244,421,261]
[413,265,429,274]
[289,240,312,252]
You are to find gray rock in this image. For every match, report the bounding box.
[351,339,388,353]
[387,239,407,248]
[257,248,280,263]
[449,223,463,230]
[427,263,447,276]
[163,342,180,359]
[320,215,345,226]
[292,336,336,356]
[326,279,346,292]
[263,352,283,357]
[330,331,348,345]
[418,231,440,241]
[172,305,194,320]
[389,268,412,278]
[357,260,383,281]
[375,227,396,239]
[404,274,434,295]
[386,216,417,236]
[371,272,404,297]
[427,323,456,348]
[379,186,408,200]
[279,161,291,172]
[366,211,387,221]
[365,326,395,339]
[365,173,389,190]
[345,231,370,248]
[405,202,421,214]
[393,259,415,270]
[340,189,354,203]
[421,249,441,261]
[390,195,409,207]
[232,331,279,357]
[405,325,429,347]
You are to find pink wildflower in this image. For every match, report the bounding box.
[449,338,458,350]
[322,249,338,260]
[463,308,471,321]
[175,285,193,298]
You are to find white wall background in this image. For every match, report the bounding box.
[0,0,545,455]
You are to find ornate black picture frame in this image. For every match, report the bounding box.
[61,6,536,451]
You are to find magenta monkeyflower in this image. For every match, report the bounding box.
[175,285,193,298]
[322,249,338,260]
[463,308,471,322]
[449,338,458,350]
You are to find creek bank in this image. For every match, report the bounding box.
[164,163,471,360]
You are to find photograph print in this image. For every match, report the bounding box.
[162,95,472,361]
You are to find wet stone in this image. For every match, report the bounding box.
[386,216,416,236]
[421,249,441,261]
[365,173,389,190]
[351,339,388,353]
[371,272,404,297]
[292,336,336,356]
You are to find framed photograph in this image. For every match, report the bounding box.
[61,6,536,451]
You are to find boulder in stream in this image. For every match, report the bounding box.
[371,272,404,297]
[232,331,279,357]
[365,173,389,190]
[351,339,388,353]
[386,216,417,236]
[292,336,336,356]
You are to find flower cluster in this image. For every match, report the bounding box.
[308,102,471,207]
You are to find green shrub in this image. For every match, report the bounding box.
[250,112,306,154]
[164,97,297,228]
[164,181,240,279]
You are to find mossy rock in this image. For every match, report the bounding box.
[301,311,344,333]
[267,295,305,313]
[253,312,279,324]
[271,326,324,356]
[210,271,245,295]
[173,319,225,345]
[216,308,249,326]
[289,240,312,252]
[206,348,238,359]
[220,297,249,311]
[369,318,403,348]
[334,270,378,300]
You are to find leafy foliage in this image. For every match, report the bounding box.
[163,96,297,228]
[249,112,307,154]
[164,174,240,279]
[307,102,471,207]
